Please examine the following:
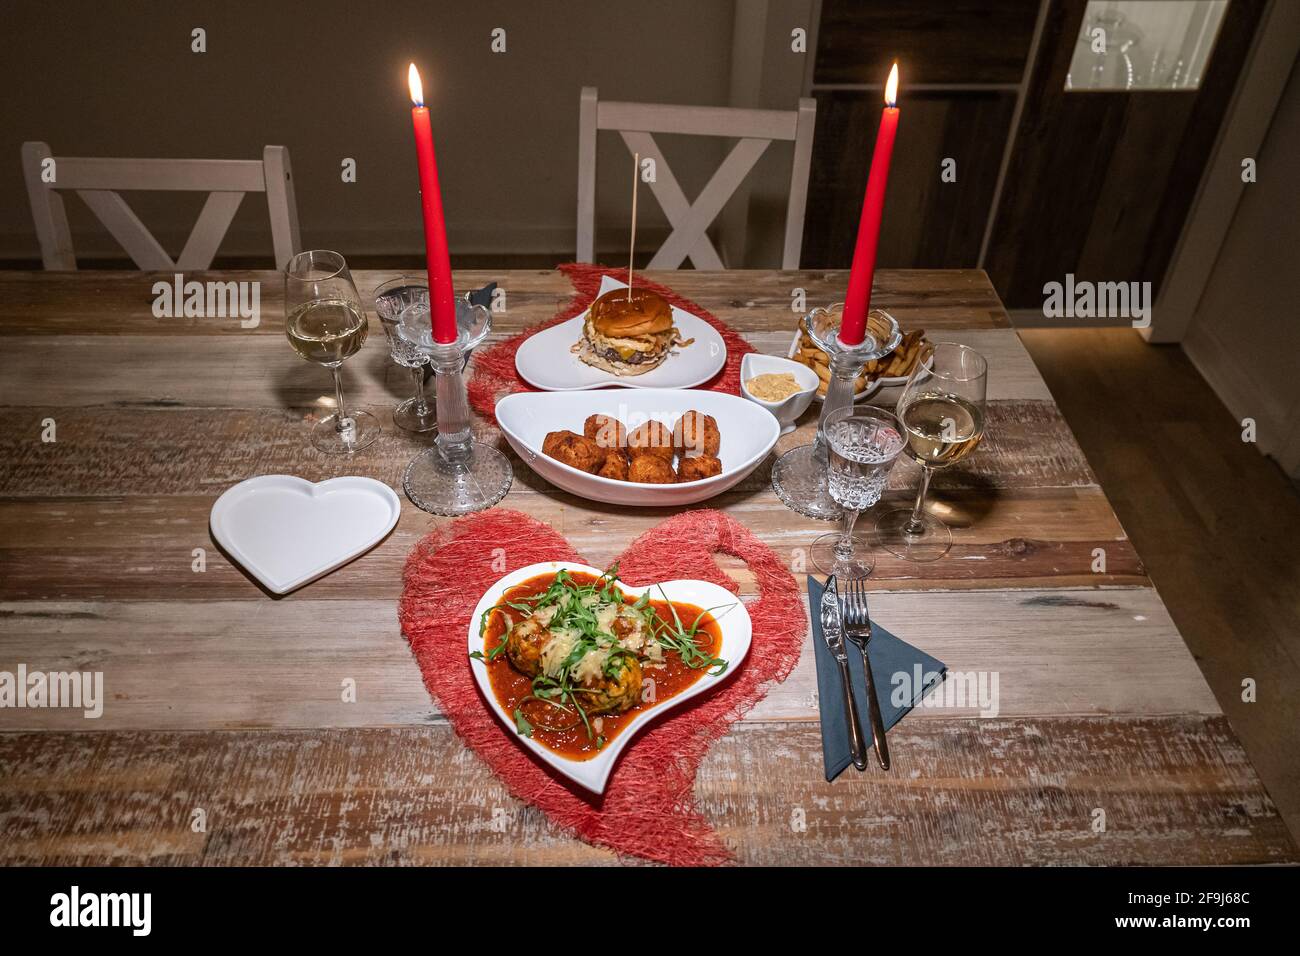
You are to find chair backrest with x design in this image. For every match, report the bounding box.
[576,87,816,270]
[21,141,301,271]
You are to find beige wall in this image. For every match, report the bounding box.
[1184,56,1300,477]
[2,0,812,266]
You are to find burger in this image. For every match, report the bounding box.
[573,289,692,376]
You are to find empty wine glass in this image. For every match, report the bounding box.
[373,275,436,432]
[283,250,379,454]
[810,405,906,578]
[875,342,988,562]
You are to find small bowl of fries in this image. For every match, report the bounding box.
[787,310,928,401]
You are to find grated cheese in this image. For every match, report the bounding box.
[613,606,651,655]
[539,626,578,678]
[594,603,619,634]
[572,646,611,685]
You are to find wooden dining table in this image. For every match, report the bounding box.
[0,267,1294,866]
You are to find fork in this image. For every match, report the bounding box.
[841,576,891,771]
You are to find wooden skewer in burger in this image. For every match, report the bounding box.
[572,151,693,376]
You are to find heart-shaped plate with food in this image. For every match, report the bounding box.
[468,561,751,793]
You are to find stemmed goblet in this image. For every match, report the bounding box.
[283,250,379,454]
[771,302,901,519]
[810,405,906,577]
[373,275,437,433]
[875,342,988,562]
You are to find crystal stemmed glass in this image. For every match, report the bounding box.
[771,302,901,520]
[875,342,988,562]
[373,275,437,432]
[396,296,513,515]
[810,405,906,577]
[283,250,379,454]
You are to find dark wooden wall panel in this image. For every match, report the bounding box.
[803,90,1016,269]
[815,0,1041,85]
[984,0,1267,308]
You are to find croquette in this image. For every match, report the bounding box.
[676,454,723,482]
[627,454,676,484]
[673,410,720,458]
[542,429,607,473]
[597,450,630,481]
[583,414,627,450]
[626,420,674,461]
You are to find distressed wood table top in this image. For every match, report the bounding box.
[0,268,1293,866]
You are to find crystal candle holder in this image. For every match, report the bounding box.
[770,302,901,520]
[396,296,512,515]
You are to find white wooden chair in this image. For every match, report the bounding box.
[576,87,816,270]
[21,142,301,270]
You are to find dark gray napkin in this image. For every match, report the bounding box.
[417,282,496,382]
[808,575,946,781]
[467,282,496,309]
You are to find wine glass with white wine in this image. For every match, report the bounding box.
[875,342,987,562]
[284,250,379,454]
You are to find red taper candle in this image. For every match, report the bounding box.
[408,64,457,344]
[841,62,900,346]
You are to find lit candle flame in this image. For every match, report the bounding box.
[408,63,424,108]
[884,62,899,108]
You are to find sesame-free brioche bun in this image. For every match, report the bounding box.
[588,289,674,338]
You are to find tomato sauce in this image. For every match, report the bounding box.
[481,571,723,760]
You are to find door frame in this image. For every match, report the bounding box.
[1144,0,1300,343]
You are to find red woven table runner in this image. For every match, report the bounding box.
[397,507,806,865]
[467,262,757,424]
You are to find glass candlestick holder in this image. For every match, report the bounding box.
[396,295,512,515]
[770,302,901,521]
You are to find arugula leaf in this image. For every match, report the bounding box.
[513,707,534,737]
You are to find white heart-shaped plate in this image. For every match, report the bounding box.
[515,275,727,391]
[468,561,752,794]
[210,475,400,595]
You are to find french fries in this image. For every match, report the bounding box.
[793,321,927,397]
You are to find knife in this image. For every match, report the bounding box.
[821,575,868,772]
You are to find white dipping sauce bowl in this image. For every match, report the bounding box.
[739,353,819,435]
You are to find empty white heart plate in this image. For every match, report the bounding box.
[210,475,401,594]
[468,561,752,794]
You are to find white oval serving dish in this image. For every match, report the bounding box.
[495,387,779,506]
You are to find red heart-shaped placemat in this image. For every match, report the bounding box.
[467,263,757,425]
[398,507,805,866]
